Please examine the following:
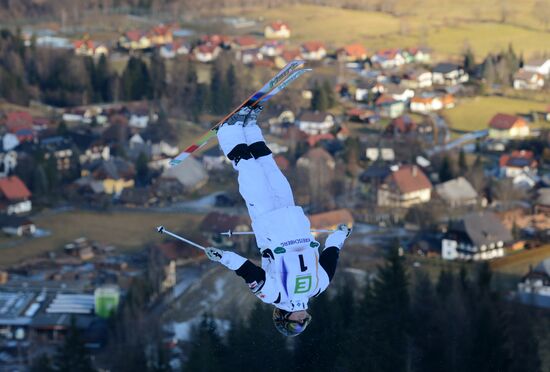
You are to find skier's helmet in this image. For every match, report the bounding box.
[272,308,312,337]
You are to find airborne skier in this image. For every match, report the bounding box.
[204,106,351,337]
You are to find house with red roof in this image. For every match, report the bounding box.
[499,150,538,178]
[275,49,302,68]
[193,44,221,63]
[147,24,174,46]
[297,111,335,135]
[309,209,354,231]
[375,94,405,118]
[260,40,284,57]
[0,176,32,215]
[300,41,327,61]
[488,113,530,139]
[378,165,432,207]
[119,30,151,50]
[371,48,406,69]
[73,39,108,57]
[513,69,544,90]
[386,115,417,136]
[201,34,232,48]
[264,21,291,39]
[5,111,35,142]
[337,44,368,62]
[232,36,259,50]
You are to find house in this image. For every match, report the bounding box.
[337,44,368,62]
[193,44,221,63]
[260,41,284,57]
[161,156,208,192]
[38,134,75,173]
[442,211,512,260]
[68,130,110,164]
[435,177,478,207]
[5,111,34,142]
[499,150,538,178]
[200,34,232,48]
[517,258,550,309]
[81,158,135,195]
[513,69,545,90]
[232,36,259,50]
[297,111,335,135]
[0,176,32,215]
[152,241,205,291]
[488,113,530,139]
[73,39,108,58]
[119,30,151,50]
[297,147,336,171]
[264,21,291,39]
[386,115,417,135]
[405,47,431,63]
[275,49,303,68]
[346,108,378,123]
[0,214,35,236]
[371,49,406,69]
[309,209,354,231]
[410,94,443,113]
[385,84,415,102]
[378,165,432,208]
[375,95,405,118]
[432,63,468,86]
[199,212,250,248]
[159,39,191,59]
[0,151,17,178]
[119,187,156,207]
[147,24,174,46]
[202,146,229,171]
[401,69,433,89]
[300,41,327,61]
[523,58,550,76]
[237,48,263,65]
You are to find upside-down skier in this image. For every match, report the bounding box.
[203,106,352,337]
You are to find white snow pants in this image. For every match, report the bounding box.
[217,124,295,249]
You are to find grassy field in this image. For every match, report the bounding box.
[0,210,204,267]
[445,96,548,132]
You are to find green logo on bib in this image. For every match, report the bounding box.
[274,247,286,254]
[294,275,312,293]
[310,241,320,248]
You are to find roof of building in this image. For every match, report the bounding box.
[340,43,367,58]
[432,63,460,74]
[155,241,204,261]
[233,36,258,47]
[268,21,289,31]
[389,115,417,133]
[0,176,31,200]
[453,211,513,247]
[384,165,431,194]
[198,212,249,233]
[489,113,525,130]
[298,147,335,164]
[309,209,354,230]
[499,150,537,168]
[301,41,325,52]
[524,58,550,67]
[514,68,541,80]
[161,156,208,189]
[299,111,331,123]
[435,177,478,204]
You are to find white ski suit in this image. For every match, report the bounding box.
[216,123,342,312]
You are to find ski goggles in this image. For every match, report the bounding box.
[285,313,312,333]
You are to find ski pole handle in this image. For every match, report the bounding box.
[221,229,336,236]
[156,226,206,251]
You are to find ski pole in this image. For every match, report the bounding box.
[221,229,336,237]
[156,226,205,251]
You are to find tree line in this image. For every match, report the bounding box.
[184,248,542,372]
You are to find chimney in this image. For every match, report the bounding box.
[412,165,418,177]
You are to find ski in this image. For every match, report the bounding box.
[169,61,309,166]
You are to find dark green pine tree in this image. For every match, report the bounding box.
[150,51,166,100]
[32,164,49,196]
[458,149,468,175]
[438,155,454,182]
[135,152,150,186]
[350,278,378,371]
[322,80,336,108]
[311,82,329,111]
[369,246,410,372]
[210,61,229,115]
[95,54,112,102]
[482,56,497,86]
[30,354,55,372]
[504,304,542,372]
[184,313,227,372]
[121,56,151,101]
[193,83,210,119]
[54,317,96,372]
[463,48,476,74]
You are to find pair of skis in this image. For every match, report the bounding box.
[169,60,311,166]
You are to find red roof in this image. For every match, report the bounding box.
[274,155,290,171]
[201,34,231,46]
[234,36,258,48]
[302,41,325,52]
[281,49,302,62]
[309,209,354,230]
[156,241,204,261]
[74,39,94,50]
[6,111,33,129]
[489,113,526,130]
[375,94,397,105]
[341,44,367,59]
[196,44,218,54]
[384,165,431,194]
[389,115,417,133]
[0,176,31,201]
[269,21,289,31]
[499,150,537,167]
[307,133,334,146]
[125,30,143,42]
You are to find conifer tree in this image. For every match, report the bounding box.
[54,317,96,372]
[185,314,227,372]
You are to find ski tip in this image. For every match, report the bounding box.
[157,226,165,233]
